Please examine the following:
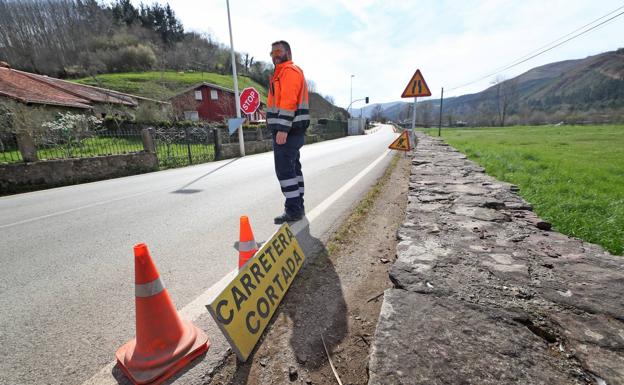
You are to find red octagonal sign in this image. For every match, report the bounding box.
[240,87,260,115]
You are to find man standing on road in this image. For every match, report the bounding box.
[268,40,310,224]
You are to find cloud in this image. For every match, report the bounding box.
[135,0,624,107]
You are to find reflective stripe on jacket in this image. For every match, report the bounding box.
[267,60,310,134]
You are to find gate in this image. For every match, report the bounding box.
[153,126,216,169]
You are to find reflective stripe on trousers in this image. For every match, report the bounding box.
[273,133,305,216]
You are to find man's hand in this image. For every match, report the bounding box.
[276,131,288,145]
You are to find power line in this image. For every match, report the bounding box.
[449,5,624,91]
[486,4,624,76]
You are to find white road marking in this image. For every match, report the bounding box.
[0,189,160,229]
[82,145,393,385]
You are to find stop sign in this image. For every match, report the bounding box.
[240,87,260,115]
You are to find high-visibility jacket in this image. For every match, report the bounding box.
[267,60,310,135]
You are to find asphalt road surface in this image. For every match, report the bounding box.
[0,124,397,385]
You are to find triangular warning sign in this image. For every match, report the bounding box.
[389,131,411,151]
[401,69,432,98]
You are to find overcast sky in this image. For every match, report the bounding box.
[133,0,624,108]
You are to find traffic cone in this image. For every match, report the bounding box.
[115,243,209,385]
[238,216,258,269]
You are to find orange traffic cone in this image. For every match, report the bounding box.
[115,243,209,385]
[238,216,258,269]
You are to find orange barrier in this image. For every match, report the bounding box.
[238,216,258,269]
[116,243,209,385]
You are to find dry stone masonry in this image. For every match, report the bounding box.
[368,132,624,385]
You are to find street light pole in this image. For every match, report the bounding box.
[349,74,354,116]
[226,0,244,156]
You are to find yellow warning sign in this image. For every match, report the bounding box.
[389,131,411,151]
[401,69,432,98]
[206,223,305,361]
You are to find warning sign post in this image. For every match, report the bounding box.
[206,223,305,361]
[401,69,432,98]
[400,69,431,148]
[388,131,411,151]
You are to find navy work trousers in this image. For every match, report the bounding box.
[272,132,305,216]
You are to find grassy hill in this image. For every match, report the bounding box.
[74,71,347,120]
[73,71,268,102]
[380,48,624,125]
[443,48,624,122]
[309,93,349,121]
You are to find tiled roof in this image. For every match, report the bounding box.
[29,74,138,106]
[0,67,159,108]
[0,67,91,109]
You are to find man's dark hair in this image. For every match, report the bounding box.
[272,40,291,57]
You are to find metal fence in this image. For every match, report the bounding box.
[0,132,22,163]
[34,130,144,161]
[2,121,348,167]
[153,126,216,169]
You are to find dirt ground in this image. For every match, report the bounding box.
[208,153,412,385]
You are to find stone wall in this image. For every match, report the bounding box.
[0,152,158,195]
[368,132,624,385]
[219,135,321,160]
[220,140,273,159]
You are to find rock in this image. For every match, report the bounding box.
[380,258,390,264]
[295,352,307,364]
[536,221,552,231]
[288,366,298,381]
[368,290,584,385]
[259,358,267,367]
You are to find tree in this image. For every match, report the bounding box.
[371,105,386,123]
[323,94,335,105]
[418,102,433,127]
[492,76,518,127]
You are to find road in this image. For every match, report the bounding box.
[0,124,397,385]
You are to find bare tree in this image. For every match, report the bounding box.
[418,102,433,127]
[492,76,519,127]
[371,105,386,123]
[306,79,317,93]
[323,94,335,105]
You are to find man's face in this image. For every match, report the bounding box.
[270,45,289,66]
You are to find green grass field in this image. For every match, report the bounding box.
[73,71,267,101]
[425,125,624,256]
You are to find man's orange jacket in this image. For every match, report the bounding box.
[267,60,310,134]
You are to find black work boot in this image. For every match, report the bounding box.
[274,212,303,224]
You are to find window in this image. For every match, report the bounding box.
[194,90,202,100]
[210,90,218,100]
[184,111,199,121]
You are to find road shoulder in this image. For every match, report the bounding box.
[208,153,411,384]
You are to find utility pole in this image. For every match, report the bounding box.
[438,87,444,137]
[226,0,245,156]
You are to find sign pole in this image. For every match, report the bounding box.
[438,87,444,137]
[411,96,417,148]
[226,0,245,157]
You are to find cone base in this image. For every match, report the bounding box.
[115,321,209,385]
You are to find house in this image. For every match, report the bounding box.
[169,82,265,123]
[0,62,169,122]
